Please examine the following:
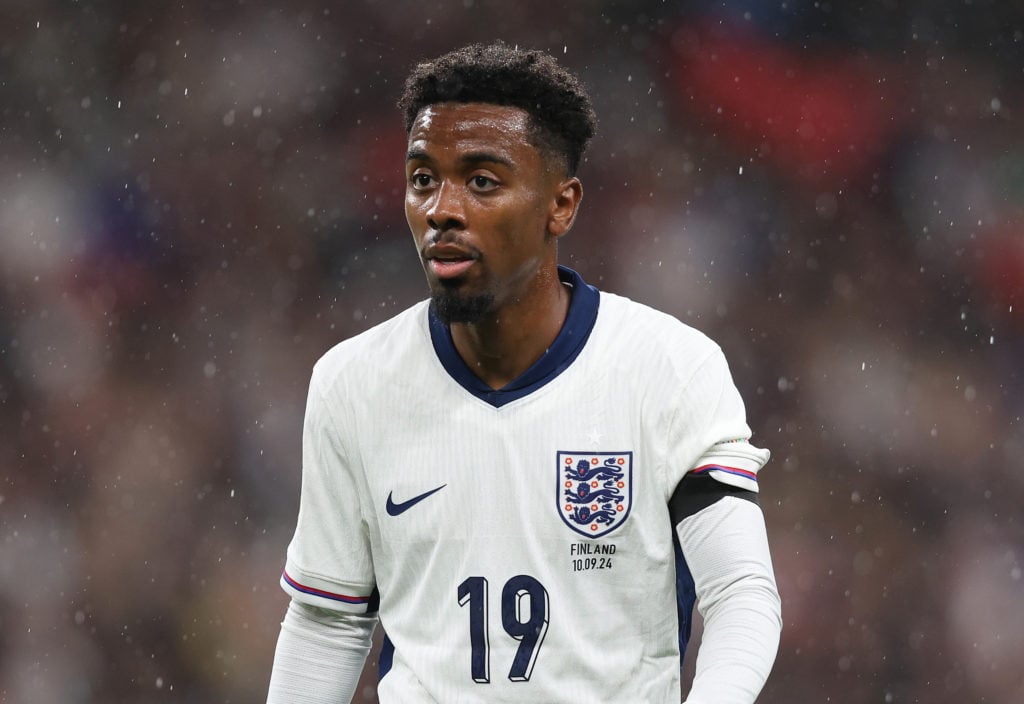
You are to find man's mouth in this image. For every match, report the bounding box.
[425,242,479,280]
[429,257,475,279]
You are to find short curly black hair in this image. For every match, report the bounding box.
[398,42,596,176]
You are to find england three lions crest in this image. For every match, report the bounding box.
[557,451,633,539]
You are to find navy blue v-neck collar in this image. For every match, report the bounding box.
[428,266,600,408]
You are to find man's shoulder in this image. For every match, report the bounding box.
[311,300,431,388]
[596,290,720,360]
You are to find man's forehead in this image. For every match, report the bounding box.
[408,102,533,148]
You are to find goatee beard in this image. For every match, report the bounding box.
[430,287,495,325]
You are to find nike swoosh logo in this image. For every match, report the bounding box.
[386,484,447,516]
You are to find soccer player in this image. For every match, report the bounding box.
[267,42,781,704]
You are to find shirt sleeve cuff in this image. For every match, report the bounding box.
[280,563,378,614]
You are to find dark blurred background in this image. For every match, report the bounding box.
[2,0,1022,702]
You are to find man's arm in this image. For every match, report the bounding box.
[266,600,377,704]
[675,492,782,704]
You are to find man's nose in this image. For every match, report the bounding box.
[426,181,465,233]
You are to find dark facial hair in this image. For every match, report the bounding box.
[430,284,496,324]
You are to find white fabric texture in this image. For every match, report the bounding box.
[677,496,782,704]
[266,601,376,704]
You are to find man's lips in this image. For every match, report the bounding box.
[429,258,475,279]
[424,242,479,280]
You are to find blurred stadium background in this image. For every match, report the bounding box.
[2,0,1022,701]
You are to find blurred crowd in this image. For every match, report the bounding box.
[1,1,1022,702]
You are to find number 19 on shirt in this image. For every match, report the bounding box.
[457,575,550,683]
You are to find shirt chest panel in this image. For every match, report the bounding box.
[354,378,672,571]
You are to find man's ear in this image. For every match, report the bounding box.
[548,177,583,238]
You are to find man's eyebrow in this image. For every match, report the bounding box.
[406,148,431,163]
[405,149,515,171]
[459,151,515,170]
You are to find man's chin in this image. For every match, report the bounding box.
[430,287,495,325]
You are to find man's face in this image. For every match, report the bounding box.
[405,102,565,324]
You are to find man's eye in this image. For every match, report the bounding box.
[411,173,434,189]
[471,175,497,190]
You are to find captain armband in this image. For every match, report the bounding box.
[669,473,759,527]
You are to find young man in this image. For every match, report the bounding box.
[267,42,781,703]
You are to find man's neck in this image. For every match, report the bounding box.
[449,273,571,390]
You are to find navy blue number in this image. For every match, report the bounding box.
[458,574,549,683]
[457,576,490,683]
[501,574,549,681]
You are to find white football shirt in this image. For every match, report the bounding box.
[281,266,769,703]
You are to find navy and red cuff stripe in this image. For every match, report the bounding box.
[282,569,373,606]
[691,464,758,483]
